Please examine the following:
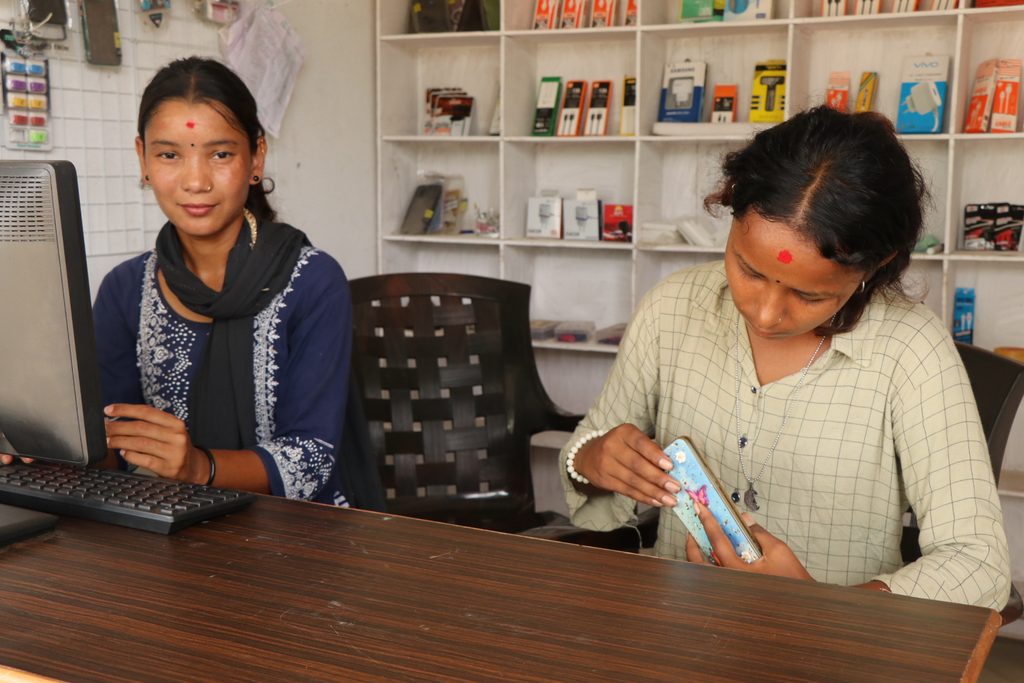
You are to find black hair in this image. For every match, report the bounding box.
[137,56,276,223]
[705,105,928,334]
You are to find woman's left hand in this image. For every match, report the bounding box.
[104,403,208,484]
[685,502,814,581]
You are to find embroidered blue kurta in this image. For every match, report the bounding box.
[92,247,352,505]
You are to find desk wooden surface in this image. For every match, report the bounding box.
[0,497,1001,682]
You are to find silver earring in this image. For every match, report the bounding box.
[860,281,866,293]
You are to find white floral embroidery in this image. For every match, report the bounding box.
[137,253,196,421]
[134,247,344,504]
[253,247,342,502]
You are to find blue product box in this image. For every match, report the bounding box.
[953,287,975,344]
[896,54,949,134]
[658,61,706,123]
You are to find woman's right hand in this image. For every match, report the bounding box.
[571,424,681,508]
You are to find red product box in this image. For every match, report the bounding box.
[602,203,633,242]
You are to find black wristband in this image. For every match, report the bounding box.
[197,446,216,486]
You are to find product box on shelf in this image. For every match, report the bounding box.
[527,193,563,238]
[895,54,949,134]
[624,0,637,25]
[963,202,998,250]
[532,77,562,136]
[602,203,633,242]
[620,76,637,135]
[591,0,615,26]
[855,71,878,112]
[530,319,559,341]
[725,0,772,21]
[952,288,975,345]
[557,80,587,136]
[991,59,1021,133]
[821,0,846,16]
[563,198,602,240]
[964,59,997,133]
[852,0,881,14]
[681,0,724,22]
[560,0,586,28]
[991,206,1024,254]
[711,84,738,122]
[750,60,786,123]
[892,0,920,12]
[533,0,560,29]
[553,320,596,343]
[658,61,706,123]
[826,71,850,113]
[585,80,612,135]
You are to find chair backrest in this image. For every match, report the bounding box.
[954,342,1024,485]
[349,273,562,528]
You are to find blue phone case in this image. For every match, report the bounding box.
[665,437,761,564]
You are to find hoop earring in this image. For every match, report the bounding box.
[860,281,866,294]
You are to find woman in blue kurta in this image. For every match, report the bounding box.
[95,57,351,504]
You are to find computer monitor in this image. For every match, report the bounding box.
[0,160,106,465]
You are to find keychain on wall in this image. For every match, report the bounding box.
[138,0,170,28]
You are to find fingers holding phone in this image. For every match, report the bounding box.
[690,502,814,581]
[570,424,681,507]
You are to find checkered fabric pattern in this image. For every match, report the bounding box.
[562,261,1010,610]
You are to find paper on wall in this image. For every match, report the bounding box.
[218,0,305,137]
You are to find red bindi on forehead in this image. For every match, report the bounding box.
[777,249,793,264]
[186,120,196,129]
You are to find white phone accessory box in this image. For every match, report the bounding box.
[896,55,949,134]
[526,194,562,238]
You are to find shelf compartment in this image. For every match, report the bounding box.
[634,250,724,305]
[378,42,499,137]
[533,349,616,414]
[505,247,634,332]
[379,140,499,239]
[503,141,635,240]
[504,35,637,137]
[636,138,740,245]
[789,20,957,124]
[639,27,789,132]
[947,260,1024,350]
[948,139,1024,250]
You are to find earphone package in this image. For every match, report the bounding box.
[896,54,949,134]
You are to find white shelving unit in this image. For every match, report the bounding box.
[375,0,1024,416]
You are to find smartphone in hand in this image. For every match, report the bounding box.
[665,437,762,564]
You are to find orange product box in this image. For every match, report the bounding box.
[991,59,1021,133]
[964,59,997,133]
[591,0,615,26]
[561,0,585,28]
[533,0,560,29]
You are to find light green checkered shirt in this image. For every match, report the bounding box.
[562,261,1010,610]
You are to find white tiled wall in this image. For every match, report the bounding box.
[3,2,222,257]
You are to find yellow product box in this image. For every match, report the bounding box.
[750,60,786,123]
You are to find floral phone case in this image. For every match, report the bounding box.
[665,437,762,564]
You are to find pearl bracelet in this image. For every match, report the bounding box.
[565,430,606,485]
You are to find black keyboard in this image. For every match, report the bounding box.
[0,463,256,534]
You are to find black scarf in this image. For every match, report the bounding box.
[155,217,309,450]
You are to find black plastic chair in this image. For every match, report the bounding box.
[348,272,640,550]
[901,342,1024,625]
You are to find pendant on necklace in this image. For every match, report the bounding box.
[743,485,760,512]
[731,490,741,504]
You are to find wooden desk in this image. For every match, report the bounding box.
[0,497,1000,682]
